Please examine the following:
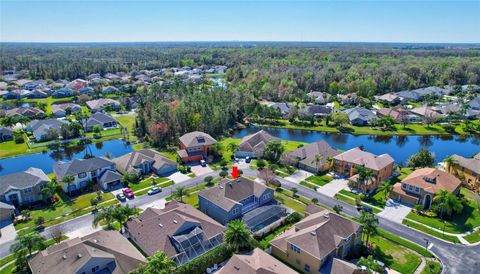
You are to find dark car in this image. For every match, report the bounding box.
[357,205,373,213]
[245,156,251,163]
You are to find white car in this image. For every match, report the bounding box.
[148,187,162,195]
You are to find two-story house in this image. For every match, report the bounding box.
[198,177,280,230]
[333,147,394,193]
[449,154,480,191]
[53,157,122,193]
[113,149,177,176]
[0,168,50,208]
[177,131,217,163]
[270,204,362,274]
[28,230,146,274]
[391,168,462,210]
[125,200,225,266]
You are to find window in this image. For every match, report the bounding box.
[263,193,271,200]
[24,187,33,193]
[232,208,238,215]
[78,172,87,179]
[304,264,310,272]
[296,259,301,265]
[408,185,413,191]
[402,184,407,189]
[415,187,420,193]
[290,244,301,253]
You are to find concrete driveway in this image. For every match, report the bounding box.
[168,172,190,183]
[377,199,412,223]
[0,220,16,245]
[318,179,348,197]
[190,165,213,177]
[284,170,314,184]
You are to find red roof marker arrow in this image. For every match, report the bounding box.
[231,166,239,179]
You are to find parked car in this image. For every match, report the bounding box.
[200,159,207,167]
[148,187,162,195]
[245,156,251,163]
[357,205,373,213]
[122,187,135,199]
[116,193,126,201]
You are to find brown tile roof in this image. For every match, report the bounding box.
[218,248,296,274]
[270,210,361,260]
[113,149,176,174]
[198,177,271,211]
[452,154,480,174]
[334,147,394,171]
[402,168,462,194]
[391,183,420,203]
[125,200,224,257]
[410,106,442,118]
[376,108,410,120]
[283,140,340,170]
[179,131,217,147]
[238,130,278,154]
[28,230,145,274]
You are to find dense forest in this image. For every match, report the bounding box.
[2,43,480,144]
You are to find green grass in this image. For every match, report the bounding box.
[402,219,460,243]
[128,177,169,192]
[183,192,199,208]
[463,229,480,243]
[377,229,433,257]
[0,140,44,159]
[274,191,307,213]
[306,175,333,186]
[339,189,360,199]
[1,262,15,274]
[421,260,442,274]
[217,137,240,161]
[280,140,307,152]
[115,114,138,141]
[300,181,317,190]
[370,235,422,274]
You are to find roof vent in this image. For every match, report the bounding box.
[234,266,240,270]
[159,223,163,227]
[173,220,178,224]
[236,178,241,183]
[93,239,98,243]
[310,231,316,236]
[220,186,223,189]
[77,253,83,259]
[62,254,67,260]
[228,183,232,187]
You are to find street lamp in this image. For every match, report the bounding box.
[443,221,446,237]
[424,238,429,252]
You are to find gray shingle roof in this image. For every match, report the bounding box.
[342,108,376,122]
[28,119,69,140]
[86,112,117,128]
[283,140,340,170]
[179,131,217,147]
[53,157,114,178]
[238,130,278,155]
[0,126,13,136]
[0,167,49,194]
[469,97,480,110]
[113,149,176,174]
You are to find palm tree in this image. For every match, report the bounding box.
[112,204,138,232]
[173,186,189,203]
[355,166,374,193]
[41,180,57,203]
[377,181,393,202]
[264,141,285,162]
[333,204,343,214]
[443,155,458,174]
[10,232,46,257]
[92,206,116,229]
[357,255,383,274]
[224,220,253,252]
[130,251,176,274]
[311,155,323,172]
[433,190,463,219]
[359,211,379,247]
[62,175,75,194]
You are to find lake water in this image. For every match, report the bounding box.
[0,139,133,176]
[233,126,480,164]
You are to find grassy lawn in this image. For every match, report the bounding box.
[335,193,356,206]
[128,177,169,192]
[371,235,422,274]
[183,192,199,208]
[115,114,138,141]
[280,140,307,152]
[306,175,333,186]
[463,229,480,244]
[421,260,442,274]
[402,219,460,243]
[0,140,44,159]
[274,191,307,214]
[256,119,479,136]
[217,137,240,160]
[339,189,360,199]
[300,181,317,190]
[377,229,433,258]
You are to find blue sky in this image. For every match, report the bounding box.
[1,0,479,43]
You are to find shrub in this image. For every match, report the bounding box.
[174,245,233,274]
[219,170,228,178]
[285,212,303,224]
[269,180,281,188]
[256,159,266,169]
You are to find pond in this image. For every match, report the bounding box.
[233,125,480,164]
[0,139,133,176]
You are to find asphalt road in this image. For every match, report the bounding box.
[2,168,479,273]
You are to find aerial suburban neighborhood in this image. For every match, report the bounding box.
[1,1,480,273]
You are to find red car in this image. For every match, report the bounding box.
[122,187,135,199]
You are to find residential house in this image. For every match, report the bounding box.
[27,119,69,142]
[0,126,13,142]
[410,106,443,120]
[23,80,47,91]
[376,108,418,123]
[342,108,377,126]
[5,107,45,119]
[270,204,362,274]
[198,177,280,229]
[377,93,403,105]
[53,157,122,192]
[26,89,48,99]
[235,130,279,158]
[449,154,480,190]
[113,149,177,176]
[433,103,463,117]
[282,140,340,173]
[177,131,217,163]
[338,93,357,106]
[3,89,31,99]
[217,248,296,274]
[86,98,121,112]
[51,88,73,98]
[304,105,332,117]
[307,91,331,104]
[468,96,480,110]
[79,87,95,96]
[28,230,146,274]
[0,202,15,222]
[66,79,88,90]
[391,168,462,209]
[125,200,225,265]
[396,86,444,102]
[462,84,480,93]
[51,103,82,117]
[0,168,50,207]
[85,112,118,132]
[333,147,395,193]
[271,102,292,117]
[101,86,118,94]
